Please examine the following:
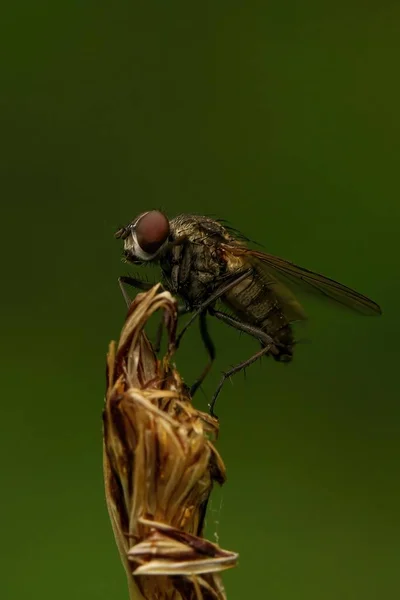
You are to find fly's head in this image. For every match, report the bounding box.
[115,211,170,264]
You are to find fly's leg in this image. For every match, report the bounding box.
[118,275,188,352]
[207,308,279,417]
[175,268,252,349]
[209,308,277,348]
[209,345,272,418]
[154,303,189,353]
[118,275,154,307]
[190,311,216,397]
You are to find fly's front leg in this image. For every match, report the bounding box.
[167,238,189,294]
[118,275,186,353]
[118,275,154,307]
[154,302,189,353]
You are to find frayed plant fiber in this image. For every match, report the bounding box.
[103,285,238,600]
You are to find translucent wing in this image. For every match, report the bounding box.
[221,244,382,317]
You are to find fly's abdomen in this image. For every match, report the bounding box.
[223,272,294,361]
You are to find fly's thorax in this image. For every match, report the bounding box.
[223,252,245,272]
[169,214,235,244]
[160,233,229,308]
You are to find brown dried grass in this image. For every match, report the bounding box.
[103,285,238,600]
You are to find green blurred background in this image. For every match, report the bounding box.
[1,2,399,598]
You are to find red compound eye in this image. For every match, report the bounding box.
[135,211,170,254]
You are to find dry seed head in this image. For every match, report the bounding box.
[103,285,238,600]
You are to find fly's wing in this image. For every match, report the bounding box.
[221,244,382,317]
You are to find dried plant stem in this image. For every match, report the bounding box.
[103,285,238,600]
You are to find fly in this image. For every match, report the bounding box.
[115,211,382,416]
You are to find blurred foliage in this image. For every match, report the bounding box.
[1,2,399,599]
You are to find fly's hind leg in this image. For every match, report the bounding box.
[207,308,278,417]
[209,345,272,418]
[209,308,277,348]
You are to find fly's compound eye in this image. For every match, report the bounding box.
[135,210,170,255]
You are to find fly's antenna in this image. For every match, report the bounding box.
[115,225,131,240]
